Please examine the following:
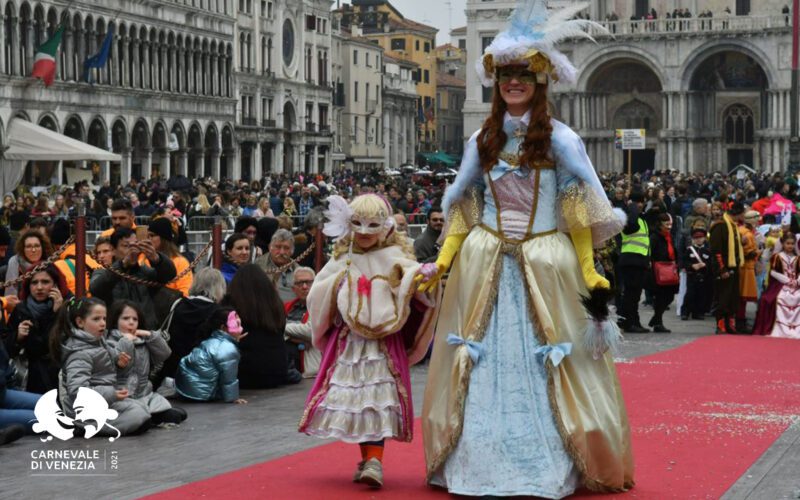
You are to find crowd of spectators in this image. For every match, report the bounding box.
[3,164,800,445]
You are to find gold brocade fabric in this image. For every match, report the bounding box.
[421,226,634,492]
[559,182,622,246]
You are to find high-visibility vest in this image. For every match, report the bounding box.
[621,218,650,256]
[54,258,91,297]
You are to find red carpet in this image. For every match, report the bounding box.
[148,336,800,499]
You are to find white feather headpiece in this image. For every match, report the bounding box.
[477,0,608,87]
[323,195,354,242]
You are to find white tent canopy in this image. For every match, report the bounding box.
[0,118,121,194]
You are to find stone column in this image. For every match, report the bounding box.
[187,48,194,94]
[177,150,188,176]
[0,14,6,76]
[132,39,141,88]
[160,149,170,177]
[274,141,284,174]
[252,144,262,180]
[10,15,20,75]
[773,140,781,171]
[99,161,110,183]
[142,41,150,89]
[312,146,319,174]
[211,148,221,179]
[121,148,132,184]
[25,20,33,72]
[110,31,119,86]
[779,91,786,130]
[210,53,217,96]
[61,25,72,80]
[193,150,204,177]
[140,148,152,180]
[229,146,241,180]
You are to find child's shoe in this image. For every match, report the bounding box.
[352,461,365,482]
[358,458,383,488]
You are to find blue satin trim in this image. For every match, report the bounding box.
[447,333,484,364]
[534,342,573,367]
[489,161,531,182]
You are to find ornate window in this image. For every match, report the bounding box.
[723,105,754,145]
[613,100,656,131]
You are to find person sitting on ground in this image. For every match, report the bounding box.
[53,297,152,437]
[0,320,40,435]
[283,267,320,378]
[255,229,298,301]
[3,266,68,394]
[175,308,248,404]
[89,228,177,329]
[107,300,187,426]
[225,264,301,388]
[233,216,263,262]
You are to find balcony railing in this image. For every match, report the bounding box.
[319,125,331,134]
[241,117,258,126]
[588,15,790,38]
[306,122,316,132]
[262,119,276,128]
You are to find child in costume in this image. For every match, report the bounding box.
[298,194,440,489]
[753,233,800,338]
[420,1,634,496]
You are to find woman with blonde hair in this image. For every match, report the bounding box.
[281,197,297,218]
[254,196,275,219]
[420,1,633,496]
[299,193,440,489]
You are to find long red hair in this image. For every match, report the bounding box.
[476,81,553,173]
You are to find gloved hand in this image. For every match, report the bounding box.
[418,232,467,293]
[570,226,610,290]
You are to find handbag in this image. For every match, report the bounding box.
[654,261,679,286]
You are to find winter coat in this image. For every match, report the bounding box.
[220,261,240,285]
[175,330,240,402]
[60,329,120,410]
[107,329,171,399]
[89,252,177,329]
[159,297,221,380]
[2,299,60,394]
[414,226,442,264]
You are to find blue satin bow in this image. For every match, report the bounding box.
[489,161,530,182]
[535,342,573,367]
[447,333,484,364]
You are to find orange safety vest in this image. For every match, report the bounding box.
[167,255,193,297]
[53,257,92,297]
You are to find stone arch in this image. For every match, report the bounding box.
[578,46,667,92]
[687,50,769,92]
[612,99,657,130]
[680,40,776,91]
[131,118,151,180]
[37,112,59,132]
[33,4,45,47]
[110,117,128,152]
[13,110,31,121]
[221,124,235,180]
[18,2,32,75]
[87,116,107,150]
[63,114,85,142]
[71,12,82,81]
[168,121,186,178]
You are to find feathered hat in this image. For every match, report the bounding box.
[477,0,607,87]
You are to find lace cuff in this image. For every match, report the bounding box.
[558,182,624,247]
[442,186,483,240]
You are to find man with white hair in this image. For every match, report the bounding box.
[255,229,298,301]
[283,267,320,378]
[683,198,710,238]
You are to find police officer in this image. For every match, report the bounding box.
[618,191,650,333]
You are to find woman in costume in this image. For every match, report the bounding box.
[298,194,440,489]
[420,1,634,497]
[753,233,800,338]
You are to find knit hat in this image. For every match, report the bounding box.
[148,217,175,242]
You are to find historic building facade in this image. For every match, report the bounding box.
[383,53,418,168]
[0,0,334,187]
[463,0,794,173]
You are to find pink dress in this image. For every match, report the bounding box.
[770,253,800,339]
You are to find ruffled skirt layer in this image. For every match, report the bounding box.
[303,333,402,443]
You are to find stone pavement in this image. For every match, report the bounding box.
[2,310,798,500]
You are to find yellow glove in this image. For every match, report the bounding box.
[570,226,610,290]
[418,232,467,293]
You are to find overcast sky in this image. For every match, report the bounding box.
[335,0,468,45]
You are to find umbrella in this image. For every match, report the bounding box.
[762,194,797,216]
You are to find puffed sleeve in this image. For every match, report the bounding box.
[551,120,625,247]
[441,130,485,236]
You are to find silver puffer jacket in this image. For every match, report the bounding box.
[175,330,240,402]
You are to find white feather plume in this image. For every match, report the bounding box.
[322,195,354,242]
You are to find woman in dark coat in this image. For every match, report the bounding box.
[649,213,679,333]
[225,264,301,388]
[2,266,69,394]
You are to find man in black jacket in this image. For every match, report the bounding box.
[617,191,651,333]
[414,207,444,263]
[90,228,177,329]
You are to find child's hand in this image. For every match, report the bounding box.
[115,388,129,400]
[234,398,248,405]
[232,331,248,342]
[122,333,138,342]
[117,352,131,368]
[135,329,151,337]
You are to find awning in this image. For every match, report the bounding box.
[0,118,121,194]
[3,118,121,161]
[418,151,456,166]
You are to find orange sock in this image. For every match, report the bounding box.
[359,444,368,461]
[360,444,384,462]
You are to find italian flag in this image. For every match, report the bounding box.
[31,25,64,87]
